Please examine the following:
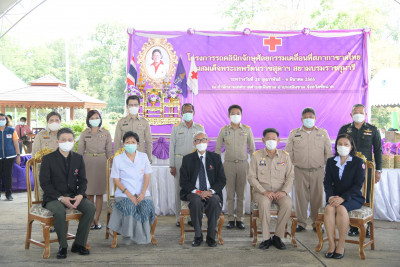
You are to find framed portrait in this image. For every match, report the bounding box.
[137,38,178,88]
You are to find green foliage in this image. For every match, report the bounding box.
[371,106,393,129]
[61,120,87,152]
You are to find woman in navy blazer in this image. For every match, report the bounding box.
[323,133,365,259]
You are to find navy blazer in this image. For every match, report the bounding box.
[324,155,365,205]
[39,149,87,206]
[179,150,226,203]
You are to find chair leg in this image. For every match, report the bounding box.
[290,217,298,248]
[151,217,158,245]
[370,220,375,250]
[358,223,366,260]
[25,219,33,249]
[251,217,258,246]
[41,224,51,259]
[284,223,288,238]
[179,214,185,245]
[217,214,224,245]
[249,213,253,238]
[314,216,324,252]
[105,211,110,239]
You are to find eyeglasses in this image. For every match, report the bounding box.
[194,138,208,144]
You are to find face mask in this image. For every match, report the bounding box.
[352,114,365,123]
[129,106,139,115]
[230,115,241,124]
[125,144,137,154]
[303,118,315,128]
[48,122,61,131]
[265,140,277,151]
[337,146,351,157]
[19,121,25,126]
[0,120,6,127]
[59,142,74,152]
[182,113,193,122]
[196,143,208,152]
[89,119,101,127]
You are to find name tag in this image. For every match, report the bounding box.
[6,134,12,138]
[122,123,129,126]
[85,136,91,138]
[240,131,247,136]
[178,132,184,134]
[294,135,301,137]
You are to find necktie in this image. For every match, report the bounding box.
[199,156,207,191]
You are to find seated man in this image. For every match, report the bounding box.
[39,127,95,259]
[247,128,294,250]
[180,131,226,247]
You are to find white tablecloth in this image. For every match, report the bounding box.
[374,169,400,222]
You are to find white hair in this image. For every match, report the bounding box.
[193,131,208,142]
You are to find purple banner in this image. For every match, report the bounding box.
[127,29,369,138]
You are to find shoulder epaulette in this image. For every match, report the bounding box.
[197,123,204,128]
[174,122,181,127]
[253,150,262,156]
[242,124,250,129]
[282,150,289,155]
[365,122,377,128]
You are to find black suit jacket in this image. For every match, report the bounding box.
[323,156,365,205]
[39,149,87,206]
[180,150,226,203]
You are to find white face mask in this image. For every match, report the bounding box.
[352,113,365,123]
[129,106,139,115]
[196,143,208,152]
[265,140,277,151]
[48,122,61,131]
[19,121,25,125]
[59,141,74,152]
[230,115,241,124]
[337,146,351,157]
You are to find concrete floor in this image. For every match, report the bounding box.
[0,193,399,266]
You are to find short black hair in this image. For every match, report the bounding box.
[46,111,61,122]
[7,115,12,120]
[86,110,102,128]
[228,104,242,114]
[301,107,315,117]
[57,127,75,139]
[123,131,139,143]
[20,117,27,121]
[263,128,279,137]
[126,95,140,105]
[152,49,162,59]
[181,103,195,113]
[335,133,357,157]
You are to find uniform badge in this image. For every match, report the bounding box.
[74,169,79,175]
[362,163,365,169]
[277,162,286,166]
[347,128,352,133]
[226,141,230,145]
[363,132,372,136]
[6,134,12,138]
[259,159,266,166]
[43,136,50,139]
[208,165,214,170]
[225,131,231,136]
[240,131,248,136]
[364,129,372,133]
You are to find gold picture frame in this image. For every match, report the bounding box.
[137,38,178,88]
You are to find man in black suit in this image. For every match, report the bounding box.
[40,128,95,259]
[180,131,226,247]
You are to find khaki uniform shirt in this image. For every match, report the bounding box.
[31,129,59,157]
[114,115,152,161]
[247,149,294,195]
[285,126,332,169]
[215,123,255,161]
[77,127,113,159]
[169,122,204,167]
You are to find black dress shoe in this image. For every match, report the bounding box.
[333,249,345,259]
[192,235,203,247]
[348,226,359,236]
[325,251,335,258]
[50,227,56,233]
[71,243,90,255]
[206,235,217,247]
[188,221,193,227]
[272,235,286,250]
[176,221,180,227]
[236,221,245,230]
[56,247,67,259]
[226,221,235,229]
[259,238,272,250]
[296,225,306,232]
[5,195,13,201]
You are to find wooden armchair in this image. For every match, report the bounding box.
[249,186,298,247]
[105,148,157,248]
[315,152,375,259]
[178,201,224,245]
[25,148,88,258]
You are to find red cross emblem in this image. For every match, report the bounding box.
[263,37,282,52]
[191,71,198,79]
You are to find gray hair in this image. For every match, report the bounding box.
[351,104,365,113]
[193,131,208,142]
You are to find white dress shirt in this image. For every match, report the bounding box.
[191,151,215,193]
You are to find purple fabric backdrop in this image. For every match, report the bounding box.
[127,29,369,138]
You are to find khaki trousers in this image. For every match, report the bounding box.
[294,167,324,228]
[224,161,248,222]
[254,193,292,240]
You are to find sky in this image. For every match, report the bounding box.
[6,0,225,44]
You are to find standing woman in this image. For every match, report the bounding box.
[323,133,365,259]
[77,110,112,229]
[0,113,21,200]
[32,111,62,157]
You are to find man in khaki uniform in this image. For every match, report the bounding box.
[285,107,332,232]
[215,104,255,229]
[32,111,62,156]
[169,103,204,226]
[248,128,294,250]
[114,95,153,162]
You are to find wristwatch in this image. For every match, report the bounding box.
[57,196,63,201]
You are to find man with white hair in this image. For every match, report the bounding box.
[180,131,226,247]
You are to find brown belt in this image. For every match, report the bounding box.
[226,159,246,163]
[295,166,324,172]
[86,153,106,157]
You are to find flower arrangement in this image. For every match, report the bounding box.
[147,90,161,103]
[165,85,182,99]
[125,85,143,98]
